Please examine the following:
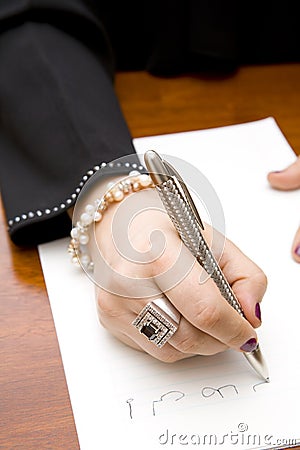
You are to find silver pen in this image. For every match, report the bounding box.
[144,150,269,382]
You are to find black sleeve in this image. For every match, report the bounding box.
[0,0,138,246]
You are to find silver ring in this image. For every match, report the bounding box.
[132,297,180,348]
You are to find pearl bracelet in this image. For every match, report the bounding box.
[68,171,154,272]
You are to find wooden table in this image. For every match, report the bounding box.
[1,64,300,449]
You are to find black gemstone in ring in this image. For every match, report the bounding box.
[141,322,159,340]
[132,302,179,348]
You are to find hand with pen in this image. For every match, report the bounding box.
[91,178,267,366]
[268,155,300,263]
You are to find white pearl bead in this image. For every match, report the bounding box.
[113,189,124,201]
[80,254,91,267]
[94,198,101,208]
[85,204,95,215]
[79,234,89,245]
[104,192,114,203]
[71,227,79,239]
[129,170,140,176]
[80,212,93,226]
[94,211,102,222]
[72,256,80,266]
[107,181,115,190]
[139,174,151,187]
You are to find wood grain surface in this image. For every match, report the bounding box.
[1,64,300,449]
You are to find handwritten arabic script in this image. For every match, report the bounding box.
[125,380,269,420]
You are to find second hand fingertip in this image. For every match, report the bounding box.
[267,170,284,181]
[293,245,300,262]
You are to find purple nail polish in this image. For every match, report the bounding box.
[271,170,282,174]
[255,303,261,321]
[240,338,257,353]
[295,246,300,257]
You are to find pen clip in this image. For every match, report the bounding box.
[162,158,205,231]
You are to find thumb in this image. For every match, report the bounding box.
[292,227,300,263]
[267,155,300,191]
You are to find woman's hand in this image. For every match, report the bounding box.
[92,186,267,362]
[267,155,300,263]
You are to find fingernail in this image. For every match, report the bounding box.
[270,170,282,174]
[294,245,300,257]
[255,303,261,321]
[240,338,257,352]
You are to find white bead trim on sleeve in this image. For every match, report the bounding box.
[7,160,145,230]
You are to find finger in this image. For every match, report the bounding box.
[154,229,267,348]
[219,237,267,327]
[99,293,228,360]
[108,329,143,351]
[129,299,229,356]
[96,290,190,362]
[153,251,259,354]
[267,156,300,191]
[168,315,228,355]
[101,308,193,362]
[292,226,300,263]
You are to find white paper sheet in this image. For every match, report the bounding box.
[38,118,300,450]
